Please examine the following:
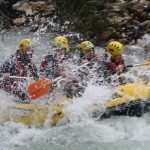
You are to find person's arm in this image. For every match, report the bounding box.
[116,57,127,74]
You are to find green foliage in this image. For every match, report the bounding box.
[52,0,117,42]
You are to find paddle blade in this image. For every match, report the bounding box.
[28,79,53,100]
[127,59,150,68]
[143,59,150,65]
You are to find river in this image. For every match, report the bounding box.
[0,27,150,150]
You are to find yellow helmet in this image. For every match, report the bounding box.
[53,36,69,52]
[107,41,124,56]
[79,41,94,55]
[19,39,34,55]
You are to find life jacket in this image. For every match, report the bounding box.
[0,50,38,92]
[14,50,38,78]
[107,55,126,75]
[39,53,68,79]
[15,61,36,77]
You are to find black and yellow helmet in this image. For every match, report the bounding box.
[19,39,34,55]
[52,36,69,52]
[107,41,124,56]
[79,41,94,55]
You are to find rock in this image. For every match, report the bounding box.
[140,0,150,5]
[138,35,150,51]
[139,20,150,28]
[44,4,56,16]
[2,0,150,45]
[30,1,47,11]
[140,12,149,21]
[107,15,132,26]
[17,2,32,15]
[129,39,136,45]
[129,0,150,15]
[46,0,53,5]
[12,18,26,25]
[121,32,126,38]
[119,38,127,44]
[100,27,117,42]
[107,12,120,17]
[34,17,47,25]
[122,12,130,17]
[132,19,140,25]
[111,0,128,9]
[12,2,22,10]
[137,39,145,48]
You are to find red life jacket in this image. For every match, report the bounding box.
[39,54,67,79]
[3,61,35,92]
[0,50,38,94]
[15,61,35,77]
[107,56,126,74]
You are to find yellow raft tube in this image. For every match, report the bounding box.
[2,82,150,126]
[2,99,74,126]
[93,82,150,119]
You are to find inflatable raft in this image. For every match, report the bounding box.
[2,82,150,126]
[92,82,150,119]
[2,98,74,126]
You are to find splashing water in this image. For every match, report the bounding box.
[1,28,150,150]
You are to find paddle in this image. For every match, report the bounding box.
[28,59,96,100]
[28,77,62,100]
[127,59,150,67]
[29,58,150,100]
[0,76,33,80]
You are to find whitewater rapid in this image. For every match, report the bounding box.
[0,27,150,150]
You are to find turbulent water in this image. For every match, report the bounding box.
[1,27,150,150]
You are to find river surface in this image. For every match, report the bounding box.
[0,27,150,150]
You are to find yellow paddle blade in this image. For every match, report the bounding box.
[28,79,53,100]
[143,59,150,65]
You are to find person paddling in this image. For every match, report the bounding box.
[106,41,126,75]
[79,41,99,64]
[39,36,71,79]
[77,41,101,85]
[78,41,126,85]
[0,38,38,102]
[100,41,127,85]
[39,36,84,99]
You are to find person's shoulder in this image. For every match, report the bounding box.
[120,55,125,61]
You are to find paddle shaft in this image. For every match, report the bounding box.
[0,76,33,80]
[127,64,150,68]
[51,59,95,83]
[127,59,150,68]
[28,58,97,100]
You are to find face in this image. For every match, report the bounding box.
[26,48,34,60]
[85,48,94,60]
[54,48,66,56]
[112,55,121,63]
